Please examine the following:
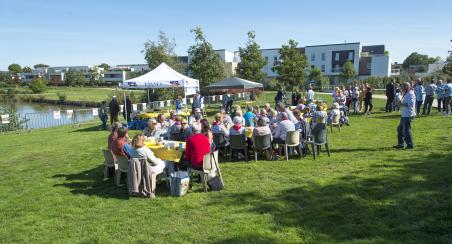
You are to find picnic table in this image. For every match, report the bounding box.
[140,111,190,119]
[144,140,185,163]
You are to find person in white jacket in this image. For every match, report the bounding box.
[130,134,174,174]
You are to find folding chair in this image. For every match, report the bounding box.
[101,149,117,178]
[229,134,248,161]
[115,155,129,186]
[253,134,272,161]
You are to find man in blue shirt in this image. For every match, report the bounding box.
[444,79,452,115]
[436,80,445,113]
[422,80,437,115]
[243,106,256,127]
[414,79,425,116]
[394,82,416,149]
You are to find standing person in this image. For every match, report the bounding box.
[108,96,120,124]
[291,89,301,106]
[344,85,352,112]
[98,101,108,130]
[444,79,452,115]
[351,85,359,114]
[306,85,315,104]
[175,96,184,114]
[436,80,445,113]
[364,87,373,115]
[275,88,284,105]
[414,79,425,115]
[358,85,366,113]
[385,80,395,112]
[422,80,436,115]
[393,83,401,111]
[394,82,416,149]
[191,93,201,114]
[223,94,233,114]
[123,95,133,123]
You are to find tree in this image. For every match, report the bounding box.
[272,39,308,88]
[187,27,225,87]
[402,52,441,69]
[33,64,49,69]
[142,31,184,72]
[8,63,22,73]
[98,63,110,70]
[89,69,103,86]
[64,69,85,86]
[22,66,32,73]
[443,55,452,76]
[236,31,267,82]
[29,77,48,93]
[341,60,357,82]
[74,71,86,86]
[309,66,324,87]
[384,50,390,56]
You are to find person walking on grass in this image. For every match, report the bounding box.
[422,80,436,115]
[363,86,373,115]
[394,82,416,149]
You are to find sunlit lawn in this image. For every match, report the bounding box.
[0,96,451,243]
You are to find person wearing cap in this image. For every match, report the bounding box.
[108,96,120,124]
[272,112,295,145]
[422,79,436,115]
[143,118,158,137]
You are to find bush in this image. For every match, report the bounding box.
[56,92,67,101]
[30,78,48,93]
[265,78,279,90]
[0,105,25,132]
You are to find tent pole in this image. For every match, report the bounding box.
[147,89,150,104]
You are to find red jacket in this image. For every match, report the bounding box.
[111,137,128,157]
[185,133,210,168]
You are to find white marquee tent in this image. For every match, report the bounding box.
[120,62,200,120]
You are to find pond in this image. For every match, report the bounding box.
[12,102,99,129]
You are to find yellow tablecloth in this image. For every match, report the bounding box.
[140,111,190,119]
[144,141,185,163]
[245,127,254,138]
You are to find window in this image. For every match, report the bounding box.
[366,63,371,71]
[321,64,325,72]
[311,53,315,61]
[348,51,353,60]
[335,53,340,61]
[321,53,326,61]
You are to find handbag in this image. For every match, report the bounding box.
[207,152,224,191]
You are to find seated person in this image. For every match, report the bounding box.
[169,117,192,141]
[272,112,295,145]
[111,127,132,158]
[212,113,229,139]
[183,123,211,170]
[168,112,177,127]
[220,107,233,128]
[108,122,122,151]
[312,103,328,128]
[229,116,246,136]
[253,117,272,141]
[257,108,270,125]
[296,99,306,111]
[130,133,174,175]
[200,118,213,146]
[142,118,158,137]
[327,102,341,125]
[156,114,169,138]
[188,108,202,125]
[243,106,256,127]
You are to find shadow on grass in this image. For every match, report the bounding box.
[330,146,393,153]
[210,151,452,243]
[71,125,103,133]
[53,165,129,200]
[213,235,279,244]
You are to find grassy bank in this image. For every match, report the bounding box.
[1,94,451,243]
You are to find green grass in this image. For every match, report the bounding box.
[0,97,451,243]
[16,87,146,103]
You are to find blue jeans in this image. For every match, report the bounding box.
[397,117,414,148]
[415,100,423,115]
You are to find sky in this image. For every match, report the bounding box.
[0,0,451,70]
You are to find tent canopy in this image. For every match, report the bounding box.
[122,62,199,95]
[206,77,263,90]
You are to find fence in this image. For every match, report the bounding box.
[0,92,251,132]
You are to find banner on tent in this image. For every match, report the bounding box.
[124,80,183,89]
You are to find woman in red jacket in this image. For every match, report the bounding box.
[184,123,211,170]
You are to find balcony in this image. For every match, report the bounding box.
[330,67,343,73]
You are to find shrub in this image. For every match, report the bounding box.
[30,78,48,93]
[56,92,67,102]
[0,105,25,132]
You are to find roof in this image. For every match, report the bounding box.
[362,45,385,55]
[206,77,263,90]
[305,42,360,48]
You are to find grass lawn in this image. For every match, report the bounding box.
[0,97,451,243]
[17,87,146,103]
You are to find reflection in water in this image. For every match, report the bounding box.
[12,102,98,129]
